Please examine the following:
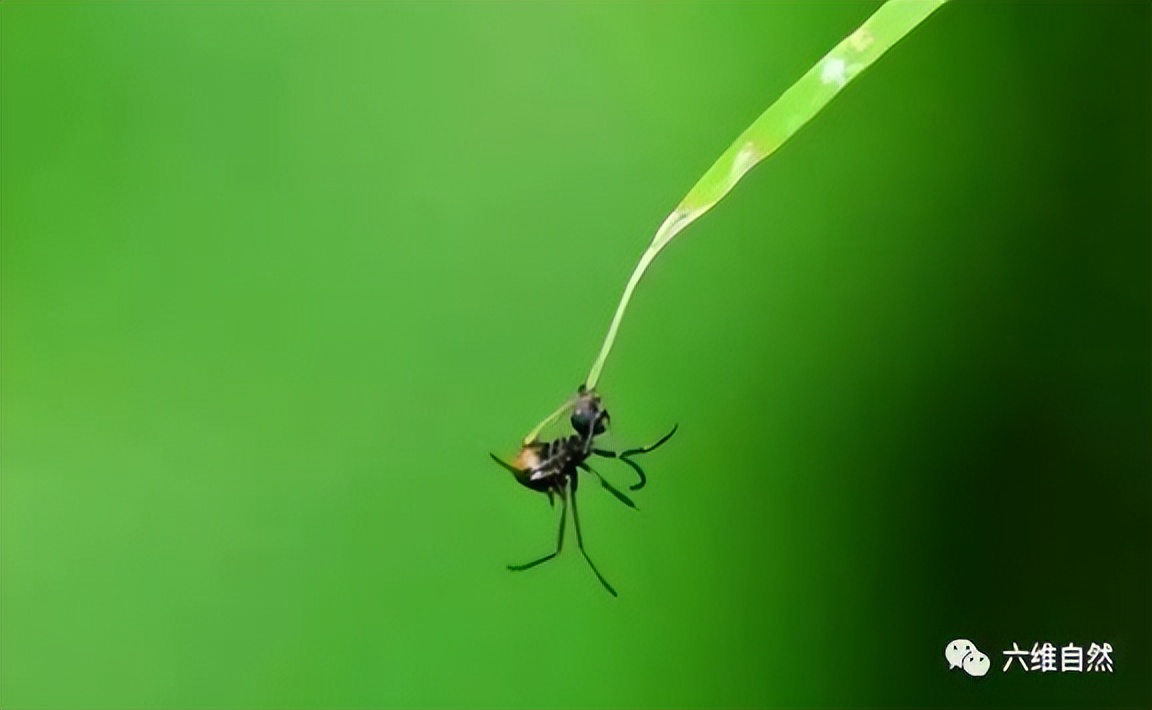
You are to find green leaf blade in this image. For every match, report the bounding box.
[664,0,949,246]
[582,0,950,392]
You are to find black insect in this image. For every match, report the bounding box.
[489,386,677,596]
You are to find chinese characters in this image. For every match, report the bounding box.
[1002,642,1113,673]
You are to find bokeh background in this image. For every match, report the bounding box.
[2,1,1149,708]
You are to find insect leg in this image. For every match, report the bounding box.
[569,477,618,597]
[578,462,638,510]
[594,424,678,491]
[620,424,678,458]
[591,448,647,491]
[507,489,567,572]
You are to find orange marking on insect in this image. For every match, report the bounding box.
[514,445,542,472]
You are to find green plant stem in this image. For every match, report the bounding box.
[583,0,949,391]
[522,397,575,445]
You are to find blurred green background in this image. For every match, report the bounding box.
[2,1,1149,708]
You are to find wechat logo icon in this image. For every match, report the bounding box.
[946,638,990,678]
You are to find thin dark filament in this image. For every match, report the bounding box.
[593,424,678,490]
[570,479,618,597]
[507,490,566,571]
[578,462,637,510]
